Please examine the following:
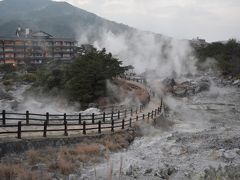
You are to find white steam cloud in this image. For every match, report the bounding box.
[78,30,197,79]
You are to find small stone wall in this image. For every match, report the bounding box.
[0,129,136,158]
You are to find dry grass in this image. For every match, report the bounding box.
[74,144,100,155]
[49,156,75,175]
[99,133,129,151]
[104,140,121,151]
[57,158,75,175]
[77,154,89,162]
[26,149,42,165]
[0,163,50,180]
[0,131,133,178]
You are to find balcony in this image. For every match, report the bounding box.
[15,41,25,46]
[45,54,53,58]
[35,55,44,58]
[15,54,25,58]
[4,48,14,52]
[45,42,53,46]
[62,48,73,52]
[4,41,14,46]
[5,59,16,64]
[63,54,71,58]
[54,42,62,46]
[15,49,25,53]
[5,53,14,58]
[53,48,62,53]
[54,55,62,58]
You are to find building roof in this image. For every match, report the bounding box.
[31,31,53,38]
[0,29,76,42]
[0,36,76,42]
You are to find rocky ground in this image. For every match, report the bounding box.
[1,72,240,180]
[80,74,240,180]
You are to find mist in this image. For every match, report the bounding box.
[78,29,197,79]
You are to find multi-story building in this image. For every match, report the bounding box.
[0,28,77,65]
[190,37,208,47]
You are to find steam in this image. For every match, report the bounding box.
[76,28,199,105]
[1,27,199,113]
[106,80,141,107]
[78,29,197,79]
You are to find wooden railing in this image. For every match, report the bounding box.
[0,77,162,139]
[0,101,163,139]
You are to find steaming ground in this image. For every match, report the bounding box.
[0,84,101,115]
[81,75,240,179]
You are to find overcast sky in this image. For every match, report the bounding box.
[54,0,240,42]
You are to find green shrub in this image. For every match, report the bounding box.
[2,72,18,80]
[3,80,13,86]
[195,39,240,76]
[21,74,37,83]
[32,48,126,105]
[0,64,16,73]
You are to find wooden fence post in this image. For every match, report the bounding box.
[103,112,105,122]
[83,121,86,135]
[122,119,125,129]
[46,112,49,125]
[142,114,145,120]
[92,113,95,124]
[118,110,120,119]
[124,109,127,118]
[43,120,47,137]
[111,111,113,121]
[151,111,154,119]
[111,119,114,132]
[64,113,68,136]
[98,121,101,134]
[131,108,133,116]
[136,115,138,121]
[160,98,163,112]
[2,110,6,125]
[26,111,29,125]
[79,113,81,124]
[17,121,21,139]
[135,108,138,114]
[129,118,132,127]
[148,112,150,120]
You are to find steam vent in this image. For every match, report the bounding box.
[0,26,77,65]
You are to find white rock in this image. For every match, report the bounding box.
[68,174,78,180]
[223,149,238,160]
[233,80,240,85]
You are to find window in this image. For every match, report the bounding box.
[15,54,24,58]
[54,47,61,52]
[15,41,24,46]
[15,48,24,52]
[5,48,14,52]
[4,41,14,45]
[54,54,61,58]
[54,41,62,46]
[63,54,70,58]
[5,53,14,58]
